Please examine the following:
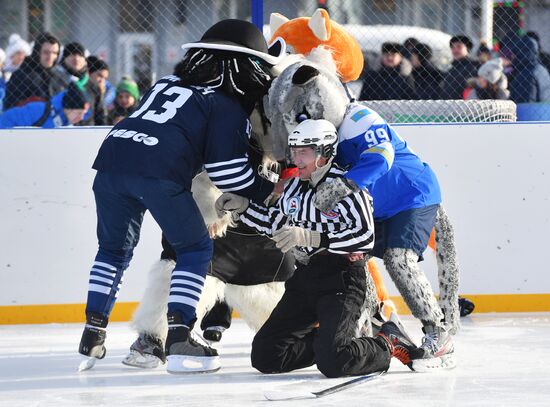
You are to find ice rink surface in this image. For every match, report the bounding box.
[1,313,549,407]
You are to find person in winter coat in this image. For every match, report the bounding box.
[107,76,140,125]
[502,33,550,103]
[0,82,90,128]
[526,31,550,76]
[467,58,510,100]
[360,42,415,100]
[84,56,109,125]
[52,42,88,90]
[410,43,443,100]
[441,35,479,100]
[3,34,32,82]
[3,32,65,109]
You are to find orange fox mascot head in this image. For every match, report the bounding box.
[268,8,363,83]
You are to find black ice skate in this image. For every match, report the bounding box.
[412,324,456,372]
[377,321,421,371]
[203,326,226,343]
[165,312,220,374]
[122,333,166,369]
[78,313,107,371]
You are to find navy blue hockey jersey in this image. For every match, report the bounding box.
[93,75,273,202]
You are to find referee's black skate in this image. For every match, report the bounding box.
[165,312,220,374]
[122,333,166,368]
[78,313,107,371]
[412,324,456,372]
[377,321,420,371]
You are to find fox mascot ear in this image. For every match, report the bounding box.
[269,8,363,82]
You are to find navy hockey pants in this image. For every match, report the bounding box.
[86,171,212,325]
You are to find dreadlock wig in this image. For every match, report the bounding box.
[174,48,274,114]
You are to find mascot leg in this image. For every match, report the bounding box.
[433,206,460,335]
[194,275,227,345]
[195,275,226,327]
[383,248,455,371]
[224,282,285,332]
[122,259,174,368]
[383,248,444,327]
[201,300,233,343]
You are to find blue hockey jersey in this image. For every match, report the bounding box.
[336,103,441,220]
[92,75,273,203]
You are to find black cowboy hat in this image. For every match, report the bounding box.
[181,19,286,65]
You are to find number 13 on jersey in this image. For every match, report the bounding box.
[130,83,193,124]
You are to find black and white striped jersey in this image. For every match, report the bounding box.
[240,165,375,256]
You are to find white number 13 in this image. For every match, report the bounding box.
[130,83,192,124]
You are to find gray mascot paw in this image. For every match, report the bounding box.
[314,177,358,212]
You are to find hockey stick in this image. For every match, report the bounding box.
[264,370,384,401]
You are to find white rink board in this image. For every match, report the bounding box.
[1,123,549,307]
[394,122,550,295]
[0,127,161,306]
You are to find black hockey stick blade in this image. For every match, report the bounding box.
[264,370,384,401]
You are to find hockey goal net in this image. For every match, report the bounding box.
[363,99,517,123]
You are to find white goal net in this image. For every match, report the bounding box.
[363,99,517,123]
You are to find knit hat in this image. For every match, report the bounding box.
[62,42,86,61]
[62,83,89,109]
[412,43,433,64]
[87,55,109,73]
[381,42,402,54]
[116,76,140,100]
[450,35,473,52]
[6,34,31,59]
[478,58,504,84]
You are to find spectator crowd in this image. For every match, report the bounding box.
[358,30,550,104]
[1,29,550,129]
[0,31,140,128]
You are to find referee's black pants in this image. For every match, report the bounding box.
[251,253,391,378]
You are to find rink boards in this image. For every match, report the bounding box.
[1,123,549,324]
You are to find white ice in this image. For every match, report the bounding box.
[1,313,549,407]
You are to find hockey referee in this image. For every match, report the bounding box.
[216,119,421,377]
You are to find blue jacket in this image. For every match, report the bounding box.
[336,103,441,220]
[0,91,69,128]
